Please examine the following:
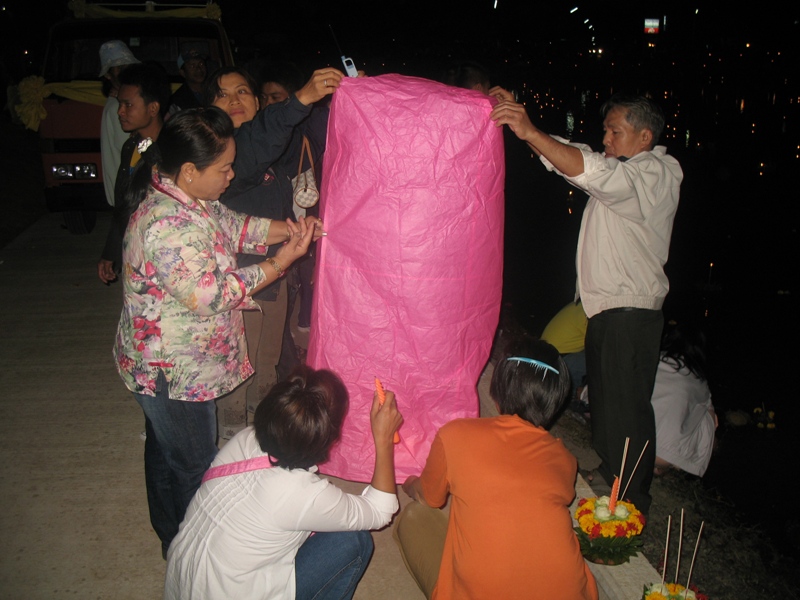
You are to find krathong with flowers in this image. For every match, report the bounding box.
[642,510,707,599]
[573,438,648,564]
[642,582,708,600]
[574,494,645,564]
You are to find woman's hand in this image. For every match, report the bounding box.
[296,68,346,106]
[274,217,314,268]
[254,217,323,293]
[303,216,327,242]
[370,389,403,449]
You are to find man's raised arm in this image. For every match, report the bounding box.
[489,86,585,178]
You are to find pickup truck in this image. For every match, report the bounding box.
[27,2,233,233]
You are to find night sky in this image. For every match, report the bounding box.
[3,1,799,81]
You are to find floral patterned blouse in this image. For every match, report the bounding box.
[114,174,274,402]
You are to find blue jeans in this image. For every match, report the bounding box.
[562,350,587,398]
[134,373,218,558]
[295,531,374,600]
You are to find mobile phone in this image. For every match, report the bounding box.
[341,55,359,78]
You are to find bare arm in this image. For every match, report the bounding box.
[248,217,318,296]
[370,390,403,494]
[489,86,585,177]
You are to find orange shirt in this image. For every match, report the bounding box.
[420,415,598,600]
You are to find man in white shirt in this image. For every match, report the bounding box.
[490,91,683,516]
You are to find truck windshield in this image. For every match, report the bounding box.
[43,18,230,82]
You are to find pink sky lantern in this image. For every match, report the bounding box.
[308,74,505,481]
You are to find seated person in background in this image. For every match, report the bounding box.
[541,299,588,399]
[165,366,403,600]
[651,321,717,477]
[395,340,598,600]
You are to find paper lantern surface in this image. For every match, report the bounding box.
[307,74,505,481]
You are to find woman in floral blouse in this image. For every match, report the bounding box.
[113,107,323,558]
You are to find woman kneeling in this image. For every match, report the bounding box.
[396,340,598,600]
[165,366,403,600]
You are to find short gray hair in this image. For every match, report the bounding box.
[601,94,665,146]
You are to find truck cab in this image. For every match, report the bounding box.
[37,3,233,233]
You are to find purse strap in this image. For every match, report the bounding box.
[296,135,315,179]
[201,455,275,484]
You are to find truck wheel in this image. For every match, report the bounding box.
[63,210,96,235]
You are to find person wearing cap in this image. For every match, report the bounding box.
[168,50,208,114]
[99,40,141,207]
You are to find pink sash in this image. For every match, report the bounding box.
[201,456,274,484]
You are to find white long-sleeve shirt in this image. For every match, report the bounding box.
[164,427,398,600]
[100,94,128,206]
[541,138,683,318]
[651,358,716,476]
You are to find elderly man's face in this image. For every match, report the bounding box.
[602,107,652,160]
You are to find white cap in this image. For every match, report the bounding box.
[98,40,140,77]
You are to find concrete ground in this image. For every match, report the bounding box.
[0,212,656,599]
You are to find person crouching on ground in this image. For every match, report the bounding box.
[394,339,598,600]
[165,366,403,600]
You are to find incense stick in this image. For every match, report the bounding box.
[674,509,684,583]
[618,437,630,494]
[662,514,671,586]
[621,439,650,500]
[684,521,705,596]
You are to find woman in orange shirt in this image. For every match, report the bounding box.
[395,339,598,600]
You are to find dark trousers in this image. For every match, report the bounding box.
[586,308,662,516]
[134,373,218,557]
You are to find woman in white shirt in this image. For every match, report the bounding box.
[165,366,403,599]
[651,322,717,477]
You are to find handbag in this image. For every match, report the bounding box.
[292,136,319,209]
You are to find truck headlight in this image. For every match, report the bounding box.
[52,164,98,179]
